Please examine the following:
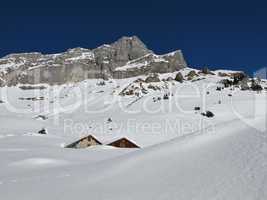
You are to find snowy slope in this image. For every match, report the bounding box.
[0,68,266,199]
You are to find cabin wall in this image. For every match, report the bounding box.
[109,139,139,148]
[77,137,100,148]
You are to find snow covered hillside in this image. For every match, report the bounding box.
[0,67,266,199]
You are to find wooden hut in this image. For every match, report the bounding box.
[65,135,102,149]
[107,137,140,148]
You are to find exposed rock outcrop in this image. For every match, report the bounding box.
[201,67,211,74]
[200,67,215,75]
[174,72,184,83]
[186,70,198,80]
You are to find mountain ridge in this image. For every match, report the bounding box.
[0,36,187,86]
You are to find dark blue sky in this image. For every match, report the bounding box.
[0,0,267,75]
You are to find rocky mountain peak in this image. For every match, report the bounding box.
[113,36,149,49]
[111,36,152,59]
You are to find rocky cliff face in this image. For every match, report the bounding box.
[0,36,187,86]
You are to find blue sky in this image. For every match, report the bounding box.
[0,0,267,75]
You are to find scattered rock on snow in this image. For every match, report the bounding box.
[201,111,215,118]
[147,84,161,91]
[220,79,232,88]
[145,73,160,83]
[96,81,106,86]
[19,85,47,90]
[251,79,263,91]
[166,77,174,81]
[35,115,48,120]
[174,72,184,83]
[194,107,201,111]
[216,87,222,91]
[163,94,169,100]
[240,77,250,90]
[38,128,48,135]
[153,97,162,102]
[19,97,45,101]
[134,78,145,83]
[191,77,206,82]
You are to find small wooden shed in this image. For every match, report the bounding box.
[108,137,140,148]
[65,135,102,149]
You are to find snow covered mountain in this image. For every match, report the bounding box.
[0,36,187,86]
[0,37,267,200]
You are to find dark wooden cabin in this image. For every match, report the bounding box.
[65,135,102,149]
[108,137,140,148]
